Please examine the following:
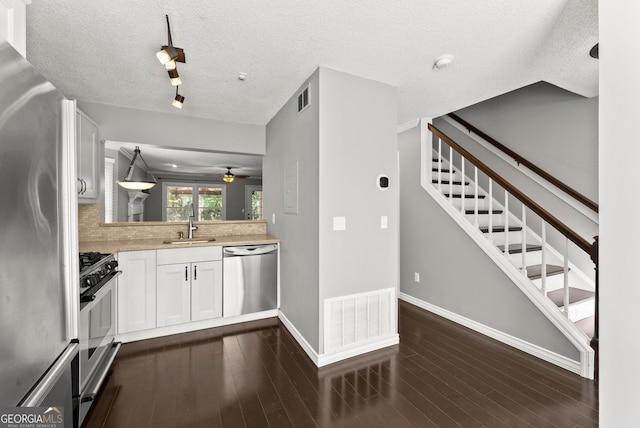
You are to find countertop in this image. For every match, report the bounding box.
[79,234,279,254]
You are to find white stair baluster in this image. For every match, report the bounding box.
[437,138,442,191]
[504,192,509,255]
[541,221,547,295]
[461,156,465,214]
[563,238,570,318]
[521,205,527,276]
[488,180,493,243]
[449,146,453,202]
[474,166,479,227]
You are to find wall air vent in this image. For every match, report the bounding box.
[297,84,310,114]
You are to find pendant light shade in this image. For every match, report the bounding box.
[156,45,179,65]
[172,87,185,109]
[117,146,157,190]
[168,69,182,86]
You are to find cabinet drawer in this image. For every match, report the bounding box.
[157,246,222,265]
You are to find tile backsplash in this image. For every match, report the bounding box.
[78,205,267,242]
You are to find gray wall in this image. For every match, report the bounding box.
[453,81,598,203]
[77,101,266,155]
[434,82,598,277]
[264,69,321,352]
[398,124,580,360]
[264,67,398,354]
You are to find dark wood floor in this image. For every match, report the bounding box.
[84,300,598,427]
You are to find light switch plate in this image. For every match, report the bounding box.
[333,216,346,231]
[381,215,388,229]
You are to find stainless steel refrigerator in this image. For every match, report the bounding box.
[0,41,79,427]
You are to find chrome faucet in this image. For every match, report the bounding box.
[188,203,198,239]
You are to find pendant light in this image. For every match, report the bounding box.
[156,15,185,67]
[172,87,185,109]
[223,167,235,183]
[117,146,158,190]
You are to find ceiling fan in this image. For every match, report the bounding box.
[219,166,250,182]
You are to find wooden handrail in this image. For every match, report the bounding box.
[447,113,599,214]
[429,123,594,255]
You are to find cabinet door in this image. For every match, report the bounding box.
[77,110,99,200]
[157,263,191,327]
[191,260,223,321]
[117,250,156,334]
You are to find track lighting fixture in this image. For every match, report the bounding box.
[117,146,158,190]
[172,87,185,109]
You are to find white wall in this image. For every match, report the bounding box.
[0,1,26,58]
[77,101,265,155]
[398,125,580,360]
[599,3,640,426]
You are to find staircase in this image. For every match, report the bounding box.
[431,154,595,335]
[423,121,598,378]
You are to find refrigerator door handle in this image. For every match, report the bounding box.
[19,343,79,407]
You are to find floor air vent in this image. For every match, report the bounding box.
[324,287,396,354]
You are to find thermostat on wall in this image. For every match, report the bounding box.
[377,174,389,191]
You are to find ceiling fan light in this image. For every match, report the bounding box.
[157,45,179,65]
[223,174,235,183]
[168,69,182,86]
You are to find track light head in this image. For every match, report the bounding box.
[173,88,185,109]
[168,69,182,86]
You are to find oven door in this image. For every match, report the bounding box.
[78,272,122,425]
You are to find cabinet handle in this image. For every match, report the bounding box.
[185,265,188,281]
[81,178,87,194]
[194,265,197,280]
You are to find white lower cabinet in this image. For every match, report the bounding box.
[117,250,157,334]
[156,247,223,327]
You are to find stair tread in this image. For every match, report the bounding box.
[443,194,486,199]
[465,209,504,214]
[479,226,523,233]
[432,168,455,173]
[574,315,595,338]
[547,287,595,307]
[527,264,567,280]
[432,179,470,185]
[497,244,542,254]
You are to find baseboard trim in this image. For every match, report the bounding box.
[398,292,582,375]
[278,311,400,368]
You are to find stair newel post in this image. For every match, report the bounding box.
[449,146,453,203]
[461,155,466,214]
[504,192,509,255]
[488,180,493,243]
[474,166,479,227]
[590,236,599,346]
[541,221,547,295]
[563,237,570,318]
[521,205,527,277]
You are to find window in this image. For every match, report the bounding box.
[163,182,226,221]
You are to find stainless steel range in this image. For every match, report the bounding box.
[78,252,121,425]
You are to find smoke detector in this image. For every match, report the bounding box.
[433,55,454,70]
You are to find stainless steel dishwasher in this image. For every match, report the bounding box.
[223,244,278,317]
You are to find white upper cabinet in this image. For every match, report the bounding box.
[0,0,26,58]
[76,109,100,202]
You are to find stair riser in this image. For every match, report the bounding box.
[563,298,595,322]
[482,231,536,246]
[531,271,594,293]
[450,198,492,211]
[464,213,507,227]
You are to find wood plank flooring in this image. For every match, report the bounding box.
[83,300,598,427]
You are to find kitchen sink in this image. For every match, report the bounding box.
[162,238,217,245]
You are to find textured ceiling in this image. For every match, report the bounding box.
[26,0,598,126]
